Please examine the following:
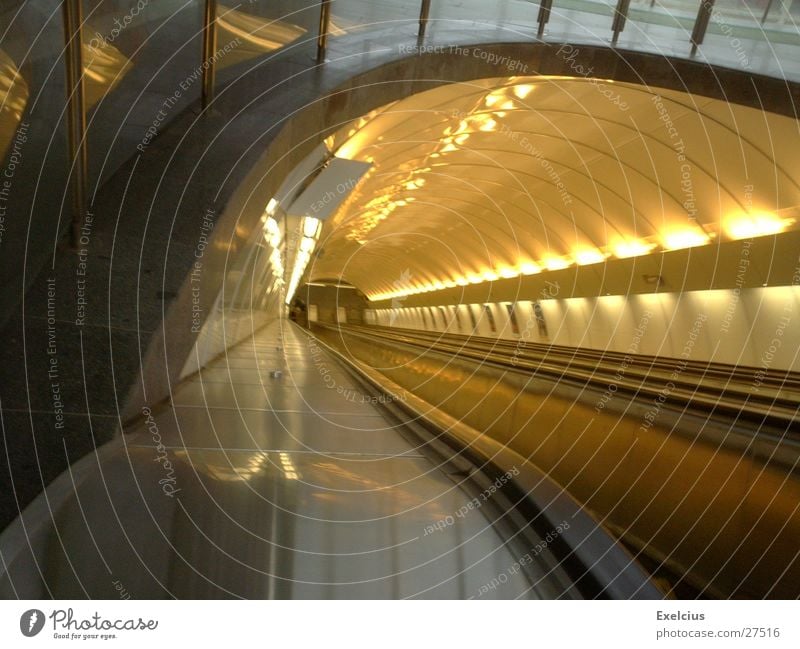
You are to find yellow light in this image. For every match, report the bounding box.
[725,212,794,240]
[513,84,534,99]
[612,239,656,258]
[574,249,607,265]
[543,257,570,271]
[519,262,540,275]
[264,216,279,234]
[498,267,518,279]
[482,270,499,282]
[663,229,711,250]
[467,274,483,284]
[479,118,497,132]
[266,198,278,215]
[303,217,321,238]
[455,277,469,286]
[300,236,315,253]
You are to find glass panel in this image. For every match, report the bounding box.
[216,0,319,69]
[330,0,420,42]
[542,0,617,43]
[82,0,205,187]
[429,0,540,40]
[613,0,696,55]
[699,0,800,79]
[0,2,71,316]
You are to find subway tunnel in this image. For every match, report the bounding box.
[0,0,799,601]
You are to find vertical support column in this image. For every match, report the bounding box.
[537,0,553,39]
[690,0,715,57]
[62,0,88,249]
[201,0,218,109]
[317,0,332,64]
[611,0,631,46]
[418,0,432,42]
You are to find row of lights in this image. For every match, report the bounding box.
[324,82,796,302]
[368,212,794,301]
[262,199,285,290]
[285,216,322,305]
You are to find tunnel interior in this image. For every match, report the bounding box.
[0,1,799,603]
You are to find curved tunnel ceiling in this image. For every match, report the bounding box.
[305,75,800,301]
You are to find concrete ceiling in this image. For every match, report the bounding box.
[305,75,800,301]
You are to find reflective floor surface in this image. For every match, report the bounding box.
[0,321,552,599]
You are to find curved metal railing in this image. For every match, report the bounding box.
[329,323,800,436]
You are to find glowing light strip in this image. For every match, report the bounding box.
[285,217,322,305]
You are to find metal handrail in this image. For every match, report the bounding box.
[308,326,665,599]
[351,323,800,390]
[611,0,632,45]
[62,0,88,249]
[537,0,554,39]
[317,0,333,63]
[201,0,218,109]
[691,0,716,57]
[329,323,800,433]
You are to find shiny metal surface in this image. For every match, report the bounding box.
[317,0,332,63]
[0,321,547,599]
[316,324,800,598]
[62,0,88,248]
[201,0,218,108]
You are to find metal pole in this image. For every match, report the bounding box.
[611,0,631,45]
[537,0,553,39]
[201,0,218,109]
[317,0,332,64]
[690,0,715,56]
[761,0,775,23]
[62,0,88,249]
[418,0,432,41]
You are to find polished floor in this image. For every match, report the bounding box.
[0,321,548,599]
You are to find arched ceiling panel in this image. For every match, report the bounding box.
[305,75,800,301]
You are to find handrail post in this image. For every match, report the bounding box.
[611,0,631,45]
[418,0,432,41]
[317,0,332,64]
[537,0,553,39]
[761,0,775,24]
[201,0,218,109]
[690,0,715,57]
[62,0,88,249]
